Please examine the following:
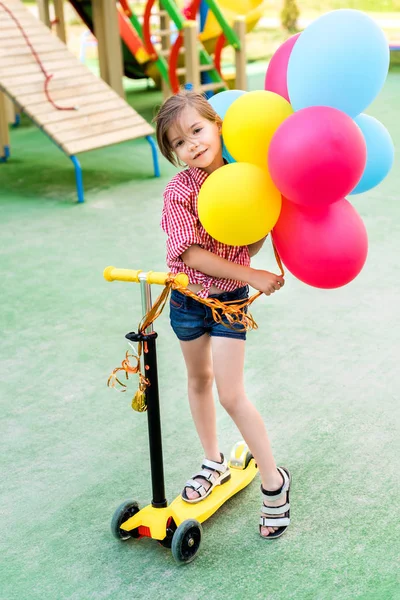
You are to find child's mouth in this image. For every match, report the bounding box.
[194,149,207,159]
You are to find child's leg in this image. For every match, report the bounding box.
[179,334,222,500]
[211,336,287,536]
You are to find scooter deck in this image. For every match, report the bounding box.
[121,458,258,540]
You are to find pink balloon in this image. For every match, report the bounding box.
[268,106,367,207]
[264,33,300,102]
[272,197,368,288]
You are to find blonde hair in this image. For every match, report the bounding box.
[153,89,222,167]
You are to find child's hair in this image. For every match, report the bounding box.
[153,89,222,167]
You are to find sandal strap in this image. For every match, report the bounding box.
[202,454,227,473]
[185,479,208,497]
[261,467,290,502]
[260,516,290,527]
[196,468,219,484]
[261,502,290,515]
[183,454,229,500]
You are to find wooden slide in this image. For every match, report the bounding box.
[0,0,159,202]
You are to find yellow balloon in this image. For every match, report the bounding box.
[198,162,282,246]
[222,91,293,168]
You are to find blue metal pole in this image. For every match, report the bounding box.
[199,1,212,96]
[199,0,208,33]
[0,145,10,162]
[70,155,84,202]
[146,136,160,178]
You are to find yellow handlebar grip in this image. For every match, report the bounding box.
[103,267,142,283]
[174,273,189,288]
[104,267,189,288]
[145,271,189,288]
[145,271,169,285]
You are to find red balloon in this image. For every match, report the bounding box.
[264,33,300,102]
[272,197,368,288]
[268,106,367,207]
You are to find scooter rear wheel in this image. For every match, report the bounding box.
[229,441,253,470]
[171,519,203,564]
[111,500,140,540]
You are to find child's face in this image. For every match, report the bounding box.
[167,105,223,174]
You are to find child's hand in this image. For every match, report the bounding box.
[249,269,285,296]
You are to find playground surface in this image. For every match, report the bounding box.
[1,67,399,599]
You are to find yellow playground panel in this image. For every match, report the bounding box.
[200,0,265,47]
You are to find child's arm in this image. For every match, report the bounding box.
[181,245,284,295]
[248,236,268,257]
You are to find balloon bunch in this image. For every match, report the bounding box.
[199,9,394,289]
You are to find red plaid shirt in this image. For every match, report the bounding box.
[161,167,250,298]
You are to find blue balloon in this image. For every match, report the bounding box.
[208,89,246,120]
[350,114,394,195]
[287,10,389,118]
[222,140,235,163]
[208,91,246,163]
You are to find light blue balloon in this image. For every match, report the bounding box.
[350,114,394,195]
[287,10,389,117]
[208,89,246,120]
[222,140,235,163]
[208,91,246,163]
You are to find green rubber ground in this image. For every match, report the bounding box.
[1,67,399,599]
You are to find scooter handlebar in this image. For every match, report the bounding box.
[103,266,189,288]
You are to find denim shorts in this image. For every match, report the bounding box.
[170,285,249,342]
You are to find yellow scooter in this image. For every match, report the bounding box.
[104,267,258,564]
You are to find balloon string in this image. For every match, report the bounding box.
[271,235,284,277]
[140,236,284,334]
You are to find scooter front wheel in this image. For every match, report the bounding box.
[171,519,203,564]
[111,499,140,540]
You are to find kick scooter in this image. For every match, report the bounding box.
[104,266,258,564]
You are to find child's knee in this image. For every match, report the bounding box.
[189,372,214,394]
[218,391,245,414]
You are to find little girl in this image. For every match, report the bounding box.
[154,90,291,539]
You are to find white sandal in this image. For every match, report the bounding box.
[259,466,291,539]
[181,454,231,504]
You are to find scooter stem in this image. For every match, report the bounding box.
[104,268,189,509]
[137,273,167,508]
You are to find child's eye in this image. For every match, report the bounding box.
[193,128,202,134]
[175,140,184,148]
